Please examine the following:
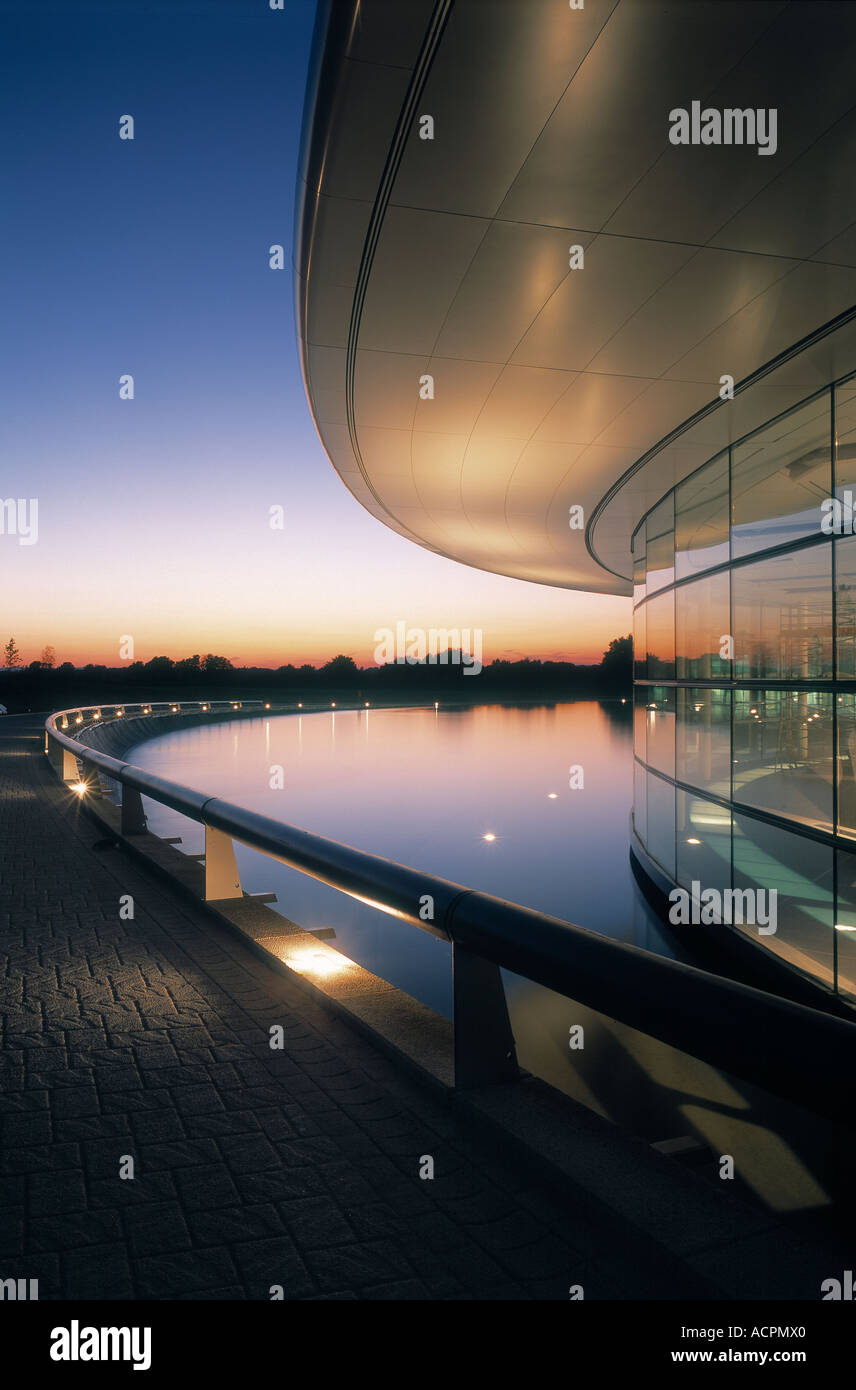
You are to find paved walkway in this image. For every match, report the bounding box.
[0,713,804,1301]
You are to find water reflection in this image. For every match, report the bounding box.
[130,701,672,1042]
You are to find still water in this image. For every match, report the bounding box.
[129,702,676,1100]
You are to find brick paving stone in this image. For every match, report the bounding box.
[0,714,731,1300]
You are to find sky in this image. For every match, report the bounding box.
[0,0,630,670]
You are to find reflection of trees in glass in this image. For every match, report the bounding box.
[839,584,856,677]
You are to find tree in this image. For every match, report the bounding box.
[175,654,201,678]
[3,637,21,668]
[40,645,56,669]
[319,655,359,683]
[600,634,632,682]
[201,654,233,673]
[144,656,175,678]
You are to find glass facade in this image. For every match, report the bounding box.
[632,375,856,1001]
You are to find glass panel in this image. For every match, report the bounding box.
[633,685,647,762]
[834,374,856,497]
[833,848,856,999]
[644,590,675,679]
[834,536,856,678]
[632,523,646,606]
[676,688,731,796]
[836,692,856,838]
[633,758,647,846]
[676,571,731,679]
[645,495,674,593]
[646,772,675,877]
[633,600,646,680]
[645,686,675,778]
[731,392,831,560]
[732,545,832,680]
[732,689,833,833]
[733,813,834,988]
[675,451,729,579]
[676,790,731,897]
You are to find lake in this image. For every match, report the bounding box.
[128,701,675,1099]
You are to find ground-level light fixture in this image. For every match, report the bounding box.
[287,948,349,979]
[686,837,701,845]
[264,703,271,710]
[482,832,496,842]
[548,792,558,799]
[71,781,88,797]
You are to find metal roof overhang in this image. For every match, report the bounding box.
[295,0,856,597]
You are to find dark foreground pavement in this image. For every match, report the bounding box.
[0,714,795,1300]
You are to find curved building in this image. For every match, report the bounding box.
[296,0,856,1009]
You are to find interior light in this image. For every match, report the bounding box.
[686,837,701,845]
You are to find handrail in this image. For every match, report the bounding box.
[44,701,856,1112]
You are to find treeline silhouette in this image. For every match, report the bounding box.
[0,638,631,713]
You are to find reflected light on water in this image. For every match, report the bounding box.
[131,701,674,1017]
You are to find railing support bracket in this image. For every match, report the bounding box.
[204,825,243,900]
[453,942,519,1089]
[121,786,147,835]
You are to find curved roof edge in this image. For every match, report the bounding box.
[589,303,856,582]
[295,0,856,598]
